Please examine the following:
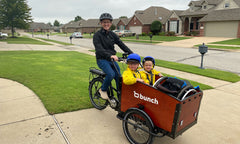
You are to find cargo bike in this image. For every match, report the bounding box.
[88,53,203,144]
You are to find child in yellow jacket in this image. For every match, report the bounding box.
[122,53,145,85]
[140,56,163,85]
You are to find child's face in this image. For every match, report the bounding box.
[143,61,153,72]
[128,62,139,71]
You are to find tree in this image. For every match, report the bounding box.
[74,16,82,22]
[0,0,32,37]
[150,21,162,35]
[53,20,60,27]
[47,22,52,27]
[110,24,116,31]
[119,16,127,19]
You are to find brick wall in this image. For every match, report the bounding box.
[199,22,205,37]
[126,16,143,30]
[237,21,240,38]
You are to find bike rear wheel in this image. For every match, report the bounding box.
[89,77,108,110]
[123,109,154,144]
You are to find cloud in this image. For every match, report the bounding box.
[27,0,190,24]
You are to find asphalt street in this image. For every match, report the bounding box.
[34,34,240,74]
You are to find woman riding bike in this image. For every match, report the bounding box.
[93,13,133,100]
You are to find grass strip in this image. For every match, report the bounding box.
[210,38,240,45]
[121,39,161,44]
[195,44,240,50]
[38,38,73,45]
[154,59,240,82]
[0,36,51,45]
[121,35,191,42]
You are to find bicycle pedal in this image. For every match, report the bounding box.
[108,98,117,108]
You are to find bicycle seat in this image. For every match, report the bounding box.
[90,68,106,76]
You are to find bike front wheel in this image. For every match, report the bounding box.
[89,77,108,110]
[123,109,154,144]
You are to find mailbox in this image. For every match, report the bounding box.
[149,34,153,39]
[136,34,139,40]
[198,43,208,69]
[199,43,208,54]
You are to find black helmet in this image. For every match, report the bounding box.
[99,13,113,21]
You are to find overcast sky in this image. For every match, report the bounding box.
[27,0,191,24]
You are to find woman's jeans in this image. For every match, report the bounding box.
[97,59,120,91]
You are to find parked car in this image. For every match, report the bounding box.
[115,30,136,37]
[0,32,8,38]
[71,32,83,38]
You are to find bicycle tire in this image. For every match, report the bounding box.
[89,77,108,110]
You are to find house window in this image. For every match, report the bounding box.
[203,5,207,9]
[190,22,194,30]
[224,3,230,8]
[196,22,199,30]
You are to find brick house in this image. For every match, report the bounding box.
[28,22,52,32]
[167,0,240,38]
[81,19,102,33]
[126,6,172,34]
[115,17,130,30]
[165,10,184,35]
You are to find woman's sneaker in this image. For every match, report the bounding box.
[99,89,108,99]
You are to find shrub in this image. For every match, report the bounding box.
[151,21,162,35]
[158,32,165,36]
[166,31,175,36]
[141,32,147,36]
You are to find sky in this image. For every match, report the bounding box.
[27,0,191,24]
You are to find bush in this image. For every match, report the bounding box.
[158,32,165,36]
[166,31,175,36]
[141,32,147,36]
[148,32,153,35]
[151,21,162,35]
[184,32,191,36]
[191,31,199,36]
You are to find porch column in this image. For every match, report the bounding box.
[188,17,192,32]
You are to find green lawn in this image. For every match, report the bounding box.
[0,36,51,45]
[0,51,213,114]
[121,35,191,42]
[210,38,240,45]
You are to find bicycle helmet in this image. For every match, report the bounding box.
[142,56,155,66]
[127,53,141,63]
[99,13,113,21]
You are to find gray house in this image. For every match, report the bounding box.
[167,0,240,38]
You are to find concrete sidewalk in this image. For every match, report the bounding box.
[1,77,240,144]
[1,40,240,144]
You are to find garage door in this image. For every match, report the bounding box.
[205,21,238,38]
[129,26,142,35]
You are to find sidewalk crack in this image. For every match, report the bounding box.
[52,115,71,144]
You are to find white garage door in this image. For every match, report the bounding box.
[129,26,142,35]
[205,21,238,38]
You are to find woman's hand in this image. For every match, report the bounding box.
[111,55,118,61]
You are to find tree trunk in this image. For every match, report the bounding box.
[11,25,14,38]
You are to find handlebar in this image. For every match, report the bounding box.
[111,52,130,62]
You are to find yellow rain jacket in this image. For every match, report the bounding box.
[122,67,143,85]
[140,69,161,85]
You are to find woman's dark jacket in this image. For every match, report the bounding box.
[93,28,133,61]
